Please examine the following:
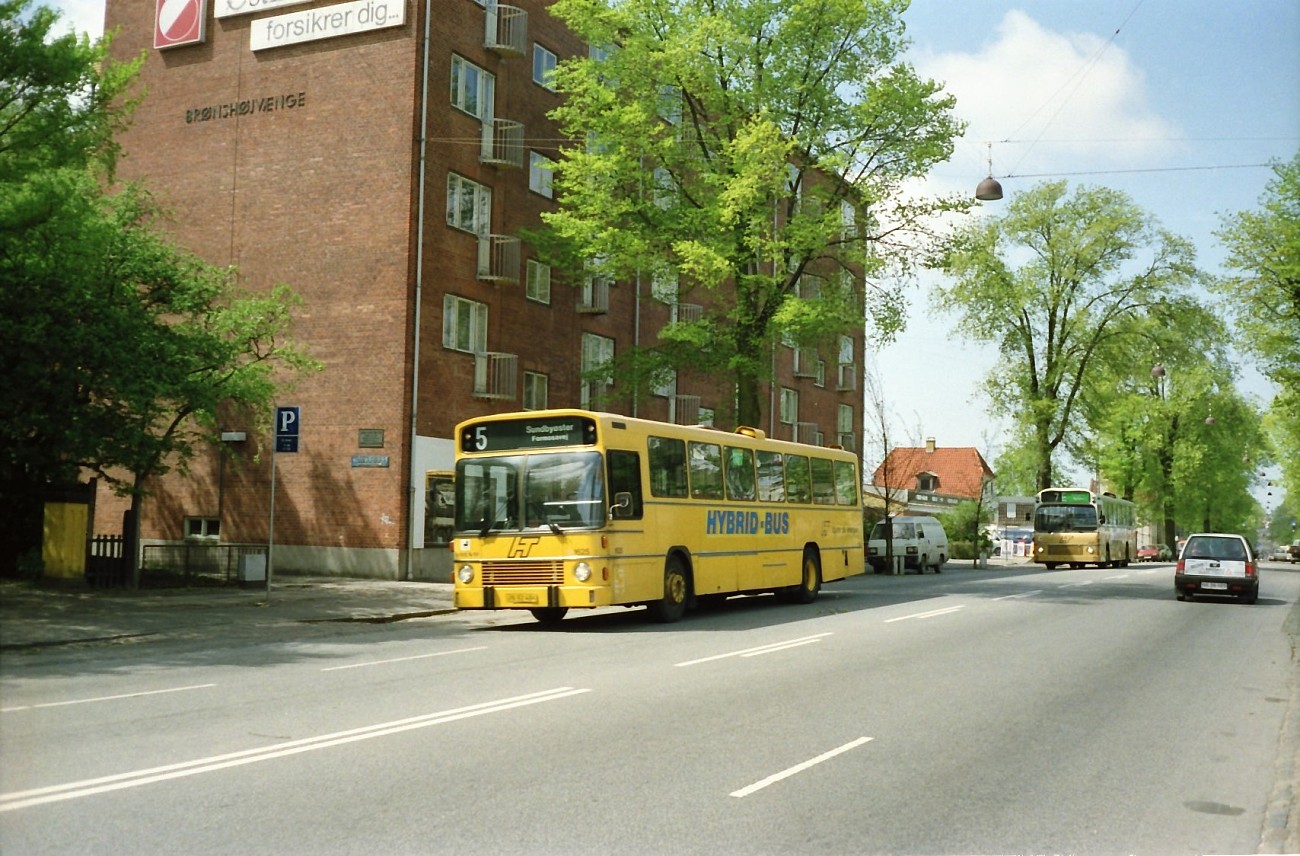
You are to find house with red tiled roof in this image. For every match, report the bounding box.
[867,438,995,516]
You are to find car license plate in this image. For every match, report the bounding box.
[1201,582,1228,591]
[502,591,540,605]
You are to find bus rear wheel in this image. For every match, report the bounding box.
[782,550,821,604]
[648,555,689,623]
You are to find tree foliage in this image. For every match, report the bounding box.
[540,0,966,425]
[1214,153,1300,511]
[933,180,1202,491]
[0,0,319,575]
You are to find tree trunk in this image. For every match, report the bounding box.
[736,371,763,429]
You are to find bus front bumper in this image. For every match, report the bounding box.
[454,585,617,610]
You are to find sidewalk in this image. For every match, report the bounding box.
[0,576,456,651]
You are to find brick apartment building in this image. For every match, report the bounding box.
[94,0,864,578]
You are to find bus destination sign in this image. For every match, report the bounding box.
[461,416,598,453]
[1041,489,1092,504]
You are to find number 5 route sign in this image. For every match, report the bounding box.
[275,406,300,453]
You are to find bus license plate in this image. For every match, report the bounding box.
[502,591,540,605]
[1201,582,1228,590]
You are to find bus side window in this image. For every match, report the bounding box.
[833,460,858,505]
[648,436,688,497]
[786,454,811,503]
[810,457,835,505]
[689,441,724,499]
[756,450,785,501]
[606,450,643,519]
[724,446,755,501]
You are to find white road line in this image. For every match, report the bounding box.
[740,638,823,658]
[992,590,1042,601]
[1104,574,1129,580]
[884,605,965,623]
[731,737,873,798]
[320,647,487,671]
[675,633,832,667]
[1060,580,1094,588]
[0,687,590,812]
[0,684,216,714]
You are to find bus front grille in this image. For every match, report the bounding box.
[482,561,564,586]
[1047,545,1074,555]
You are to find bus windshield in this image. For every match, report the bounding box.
[455,451,606,535]
[1034,504,1098,533]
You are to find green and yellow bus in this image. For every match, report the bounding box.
[451,409,864,623]
[1031,487,1137,569]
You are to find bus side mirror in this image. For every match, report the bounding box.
[1099,514,1107,524]
[610,492,633,519]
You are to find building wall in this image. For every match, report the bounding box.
[97,0,864,578]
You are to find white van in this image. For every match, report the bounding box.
[867,516,949,574]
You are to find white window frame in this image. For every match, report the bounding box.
[442,294,488,354]
[779,387,798,425]
[838,403,854,435]
[184,516,220,541]
[526,259,551,304]
[523,371,548,410]
[581,332,615,406]
[529,151,554,198]
[533,43,557,90]
[446,172,492,235]
[450,55,495,121]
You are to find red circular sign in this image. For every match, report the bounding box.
[156,0,202,47]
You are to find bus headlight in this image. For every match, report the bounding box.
[574,562,593,583]
[457,565,475,584]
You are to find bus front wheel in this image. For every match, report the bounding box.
[648,555,689,623]
[530,607,568,625]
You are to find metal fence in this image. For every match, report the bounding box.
[140,543,268,587]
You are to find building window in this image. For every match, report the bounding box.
[523,371,548,410]
[529,151,554,198]
[917,473,939,492]
[184,517,220,541]
[581,332,614,407]
[838,403,854,435]
[450,55,494,120]
[443,294,488,354]
[526,259,551,304]
[779,387,798,424]
[533,44,557,90]
[446,173,491,235]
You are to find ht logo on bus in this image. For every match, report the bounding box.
[508,536,542,558]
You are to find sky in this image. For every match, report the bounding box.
[44,0,1300,504]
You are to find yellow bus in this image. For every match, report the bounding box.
[450,409,864,623]
[1031,487,1138,569]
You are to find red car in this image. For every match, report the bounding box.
[1137,545,1161,562]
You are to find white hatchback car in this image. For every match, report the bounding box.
[1174,532,1259,604]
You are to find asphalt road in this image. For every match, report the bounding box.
[3,560,1297,855]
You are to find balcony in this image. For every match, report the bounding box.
[672,394,701,426]
[477,234,520,284]
[794,421,821,445]
[481,118,524,168]
[577,278,610,314]
[672,302,703,324]
[836,432,856,451]
[484,4,526,57]
[793,348,819,378]
[473,352,518,400]
[837,363,857,392]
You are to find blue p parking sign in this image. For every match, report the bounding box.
[275,406,300,453]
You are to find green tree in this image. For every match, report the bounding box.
[540,0,966,425]
[0,1,319,578]
[1214,153,1300,508]
[934,180,1201,491]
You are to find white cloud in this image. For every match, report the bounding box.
[49,0,105,40]
[915,10,1182,179]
